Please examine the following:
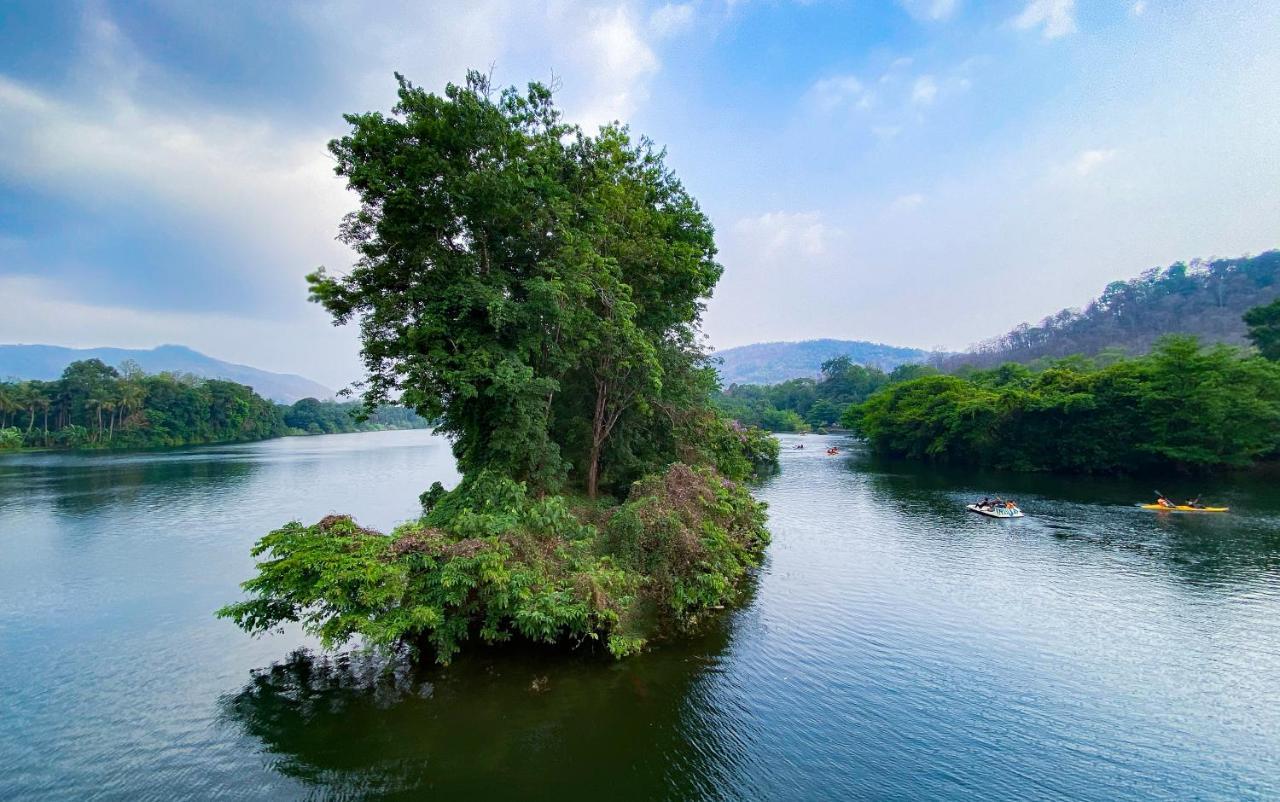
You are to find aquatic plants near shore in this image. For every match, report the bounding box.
[217,463,769,664]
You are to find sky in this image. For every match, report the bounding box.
[1,0,1278,388]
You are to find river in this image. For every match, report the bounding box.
[2,430,1278,800]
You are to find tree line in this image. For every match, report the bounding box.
[846,336,1280,473]
[714,356,937,432]
[0,359,426,451]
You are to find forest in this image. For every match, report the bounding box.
[946,251,1280,369]
[715,356,936,431]
[220,71,778,665]
[846,336,1280,473]
[0,359,425,451]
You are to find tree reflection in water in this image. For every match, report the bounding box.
[220,594,756,801]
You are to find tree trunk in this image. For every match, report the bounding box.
[587,380,608,499]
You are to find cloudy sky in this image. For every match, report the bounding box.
[2,1,1278,388]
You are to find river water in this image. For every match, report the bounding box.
[2,430,1278,800]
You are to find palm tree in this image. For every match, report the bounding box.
[86,395,105,442]
[103,397,118,441]
[0,384,14,428]
[118,380,146,426]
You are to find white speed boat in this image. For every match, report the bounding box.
[967,503,1024,519]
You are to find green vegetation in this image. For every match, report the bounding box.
[219,464,768,663]
[0,361,425,451]
[947,251,1280,370]
[219,71,777,664]
[281,397,427,435]
[717,356,937,431]
[0,359,284,450]
[1244,297,1280,361]
[847,337,1280,473]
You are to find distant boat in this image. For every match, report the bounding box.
[1137,504,1229,513]
[967,503,1024,519]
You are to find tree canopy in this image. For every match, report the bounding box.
[1244,297,1280,361]
[221,72,776,665]
[848,336,1280,473]
[310,71,725,498]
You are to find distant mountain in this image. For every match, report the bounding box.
[944,250,1280,370]
[714,339,929,386]
[0,344,333,404]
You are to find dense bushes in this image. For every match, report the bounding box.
[218,463,770,664]
[847,337,1280,473]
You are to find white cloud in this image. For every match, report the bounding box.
[571,6,661,130]
[911,75,938,105]
[1066,148,1118,176]
[732,211,842,258]
[1131,1,1147,16]
[808,74,870,113]
[1012,0,1077,39]
[0,74,353,298]
[650,3,695,37]
[898,0,960,22]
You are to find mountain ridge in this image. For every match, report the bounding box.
[714,338,929,386]
[0,344,334,404]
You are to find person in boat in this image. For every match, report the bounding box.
[1005,500,1017,510]
[978,496,992,510]
[1156,495,1175,509]
[1184,496,1204,509]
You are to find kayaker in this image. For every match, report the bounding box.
[1156,495,1175,508]
[1184,496,1204,509]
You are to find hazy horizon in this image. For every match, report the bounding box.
[3,1,1278,388]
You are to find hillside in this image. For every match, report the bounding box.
[946,251,1280,370]
[0,344,333,404]
[714,339,929,386]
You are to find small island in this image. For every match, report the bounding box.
[218,72,779,663]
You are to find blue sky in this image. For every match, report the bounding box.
[2,1,1278,388]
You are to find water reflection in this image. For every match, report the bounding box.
[220,601,754,801]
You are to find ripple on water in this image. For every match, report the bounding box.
[2,430,1280,800]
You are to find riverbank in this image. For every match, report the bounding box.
[0,420,428,454]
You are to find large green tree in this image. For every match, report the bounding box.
[310,73,722,497]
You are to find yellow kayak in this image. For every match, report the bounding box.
[1139,504,1229,513]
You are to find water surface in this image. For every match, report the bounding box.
[2,431,1278,800]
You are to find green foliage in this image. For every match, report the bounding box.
[715,355,901,431]
[309,71,727,497]
[0,360,286,450]
[0,363,428,451]
[221,70,775,666]
[849,336,1280,473]
[282,397,427,434]
[0,427,22,450]
[948,250,1280,369]
[219,463,769,664]
[1244,297,1280,360]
